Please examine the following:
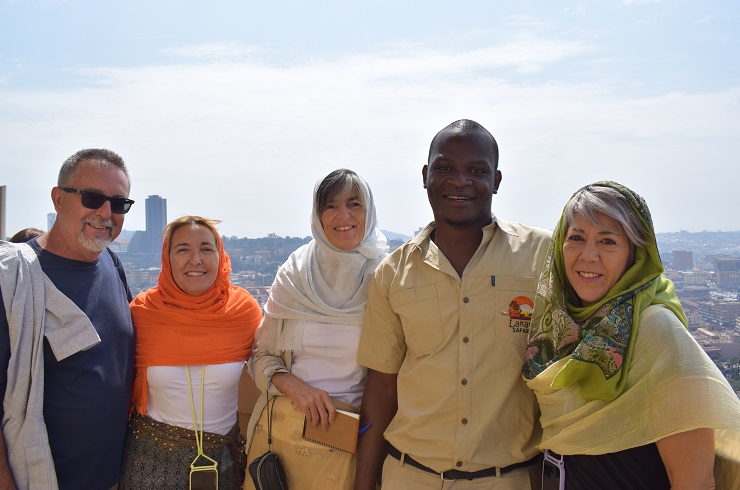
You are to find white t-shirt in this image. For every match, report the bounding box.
[291,321,366,408]
[147,361,244,435]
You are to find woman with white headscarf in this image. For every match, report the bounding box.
[245,169,388,490]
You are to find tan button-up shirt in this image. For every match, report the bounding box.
[358,218,551,472]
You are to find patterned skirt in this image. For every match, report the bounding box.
[245,396,357,490]
[120,412,246,490]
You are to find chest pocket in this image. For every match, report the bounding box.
[389,284,443,358]
[492,275,537,359]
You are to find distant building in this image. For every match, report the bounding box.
[255,273,273,286]
[681,270,709,285]
[692,326,740,361]
[47,212,56,231]
[715,257,740,288]
[128,267,161,294]
[720,341,740,360]
[244,255,265,267]
[702,345,722,360]
[109,237,128,254]
[245,287,270,308]
[672,250,693,271]
[125,230,148,254]
[699,301,740,327]
[675,284,713,305]
[145,195,167,254]
[681,299,703,325]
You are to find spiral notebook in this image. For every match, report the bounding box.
[302,409,360,454]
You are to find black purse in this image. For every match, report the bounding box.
[249,396,288,490]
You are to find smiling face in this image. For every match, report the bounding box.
[320,186,366,251]
[168,224,220,296]
[422,131,501,230]
[50,160,130,261]
[563,212,633,306]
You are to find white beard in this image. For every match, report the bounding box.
[78,231,112,252]
[78,218,115,252]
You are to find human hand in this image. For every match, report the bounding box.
[270,373,336,430]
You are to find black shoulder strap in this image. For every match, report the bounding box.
[107,248,133,302]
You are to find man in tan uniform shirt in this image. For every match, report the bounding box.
[354,120,551,489]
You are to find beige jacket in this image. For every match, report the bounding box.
[0,242,100,489]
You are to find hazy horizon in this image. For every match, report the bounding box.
[111,226,740,242]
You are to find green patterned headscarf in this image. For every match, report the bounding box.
[522,181,687,401]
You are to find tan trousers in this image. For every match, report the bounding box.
[380,455,539,490]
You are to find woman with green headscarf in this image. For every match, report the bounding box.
[523,181,740,489]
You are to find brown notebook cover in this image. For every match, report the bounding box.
[302,409,360,454]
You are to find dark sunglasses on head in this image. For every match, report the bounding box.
[59,187,135,214]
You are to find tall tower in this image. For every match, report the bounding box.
[47,212,57,231]
[672,250,694,271]
[145,195,167,254]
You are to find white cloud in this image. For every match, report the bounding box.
[1,38,738,239]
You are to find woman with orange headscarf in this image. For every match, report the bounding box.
[120,216,262,489]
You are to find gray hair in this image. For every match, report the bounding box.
[564,185,649,248]
[57,149,130,190]
[315,169,367,215]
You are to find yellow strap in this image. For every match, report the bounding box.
[186,365,218,468]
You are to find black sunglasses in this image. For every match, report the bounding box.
[59,187,135,214]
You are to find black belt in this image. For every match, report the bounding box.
[387,445,542,480]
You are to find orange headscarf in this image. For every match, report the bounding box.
[130,221,262,414]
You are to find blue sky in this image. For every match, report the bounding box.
[1,0,738,238]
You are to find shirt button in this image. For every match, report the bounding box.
[461,418,468,425]
[463,297,470,303]
[461,378,468,386]
[462,336,469,343]
[456,461,463,468]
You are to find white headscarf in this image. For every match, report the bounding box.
[263,170,387,352]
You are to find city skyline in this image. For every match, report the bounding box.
[1,1,739,238]
[19,200,740,240]
[144,194,167,253]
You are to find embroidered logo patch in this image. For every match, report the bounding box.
[503,296,534,333]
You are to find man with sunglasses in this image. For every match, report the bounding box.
[0,149,135,490]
